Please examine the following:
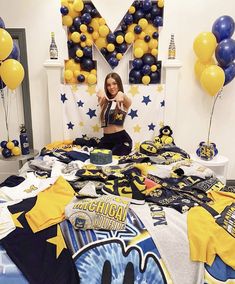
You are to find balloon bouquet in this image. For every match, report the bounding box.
[193,15,235,160]
[0,17,25,158]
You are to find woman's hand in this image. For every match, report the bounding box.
[96,90,105,105]
[115,91,125,108]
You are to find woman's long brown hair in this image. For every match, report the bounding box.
[100,72,124,122]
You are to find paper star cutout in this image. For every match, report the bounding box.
[67,122,74,129]
[134,142,140,151]
[159,121,164,128]
[157,84,164,92]
[61,93,68,103]
[71,84,78,93]
[148,123,156,131]
[86,108,97,119]
[128,85,139,97]
[160,100,165,107]
[133,124,141,133]
[11,212,24,228]
[77,100,84,107]
[142,95,151,105]
[47,225,67,259]
[128,109,138,119]
[86,85,97,96]
[79,121,84,127]
[92,124,100,132]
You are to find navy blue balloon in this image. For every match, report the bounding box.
[151,6,162,17]
[0,140,7,148]
[69,25,76,33]
[132,58,143,70]
[91,8,99,18]
[222,62,235,85]
[107,33,116,43]
[74,56,81,63]
[116,43,127,53]
[81,13,92,25]
[129,69,142,83]
[142,64,151,75]
[60,6,69,15]
[134,25,142,34]
[2,148,11,158]
[153,16,163,27]
[152,32,159,39]
[150,71,160,83]
[77,74,85,82]
[83,4,93,14]
[142,53,156,66]
[215,38,235,66]
[81,58,94,71]
[12,140,19,147]
[87,26,94,34]
[124,14,133,25]
[83,46,92,58]
[121,23,127,32]
[7,42,19,60]
[212,15,235,42]
[142,0,152,12]
[0,17,6,28]
[133,9,145,23]
[108,57,119,68]
[0,79,6,90]
[73,17,82,29]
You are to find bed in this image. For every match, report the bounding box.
[1,61,235,283]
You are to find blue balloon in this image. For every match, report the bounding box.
[129,69,142,83]
[132,58,143,70]
[215,38,235,66]
[0,17,5,29]
[81,58,95,71]
[0,140,7,148]
[142,0,152,12]
[7,42,20,60]
[123,14,133,25]
[222,62,235,85]
[60,6,69,15]
[142,64,151,75]
[212,15,235,42]
[153,16,163,27]
[2,148,12,158]
[0,78,6,90]
[108,57,119,68]
[81,13,92,25]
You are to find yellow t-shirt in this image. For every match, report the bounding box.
[187,190,235,268]
[25,176,75,233]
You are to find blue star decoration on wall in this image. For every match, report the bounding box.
[67,121,74,130]
[160,100,165,107]
[86,108,97,119]
[142,95,151,105]
[61,93,68,104]
[128,109,138,119]
[148,123,156,131]
[77,100,84,107]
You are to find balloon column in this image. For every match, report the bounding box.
[193,15,235,160]
[0,17,25,158]
[60,0,164,85]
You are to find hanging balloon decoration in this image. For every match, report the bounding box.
[0,17,24,158]
[60,0,164,85]
[193,15,235,160]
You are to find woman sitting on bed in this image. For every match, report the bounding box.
[96,72,132,156]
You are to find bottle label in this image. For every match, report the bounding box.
[50,48,58,59]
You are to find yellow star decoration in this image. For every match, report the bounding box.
[46,225,67,259]
[71,84,78,93]
[133,124,141,133]
[128,85,139,97]
[92,124,100,132]
[159,121,164,128]
[157,84,164,93]
[79,121,84,127]
[11,212,24,228]
[134,142,140,151]
[86,85,97,96]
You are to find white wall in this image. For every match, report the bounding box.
[1,0,235,178]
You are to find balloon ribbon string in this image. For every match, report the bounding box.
[0,88,9,141]
[206,89,222,146]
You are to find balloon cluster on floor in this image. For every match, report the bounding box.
[60,0,164,85]
[193,15,235,96]
[0,17,24,90]
[0,140,21,158]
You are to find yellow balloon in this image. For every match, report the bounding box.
[6,141,14,150]
[90,18,99,32]
[127,23,137,33]
[99,25,109,37]
[193,32,217,63]
[95,37,108,49]
[68,3,80,18]
[62,15,73,27]
[12,146,21,156]
[148,39,158,49]
[0,59,25,90]
[0,28,13,60]
[134,39,148,53]
[143,24,157,36]
[64,69,73,80]
[116,35,124,44]
[134,47,144,58]
[200,65,225,96]
[71,32,80,43]
[138,18,148,29]
[158,0,164,8]
[73,0,84,12]
[194,58,215,81]
[87,73,97,85]
[125,32,135,44]
[142,75,150,85]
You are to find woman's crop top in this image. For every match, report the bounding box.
[101,101,127,128]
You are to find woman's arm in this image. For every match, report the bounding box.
[115,91,132,110]
[96,90,106,106]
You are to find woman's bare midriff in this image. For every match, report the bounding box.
[103,124,124,134]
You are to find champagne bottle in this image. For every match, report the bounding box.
[168,34,176,59]
[19,124,30,155]
[49,32,58,60]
